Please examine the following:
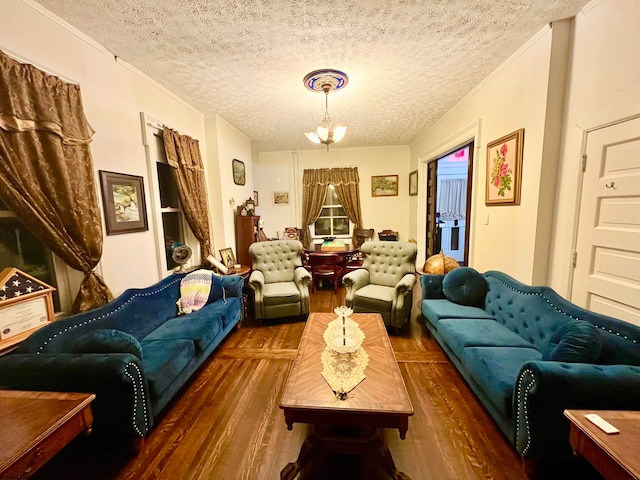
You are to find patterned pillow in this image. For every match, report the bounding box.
[71,329,143,360]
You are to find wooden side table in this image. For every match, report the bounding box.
[564,409,640,479]
[0,390,95,479]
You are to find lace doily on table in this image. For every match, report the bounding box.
[321,347,369,400]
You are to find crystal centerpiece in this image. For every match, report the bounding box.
[323,306,365,354]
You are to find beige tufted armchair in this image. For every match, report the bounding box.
[248,240,312,323]
[342,241,417,331]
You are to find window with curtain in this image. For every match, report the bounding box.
[313,185,350,237]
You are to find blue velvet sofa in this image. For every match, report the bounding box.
[420,268,640,466]
[0,272,243,439]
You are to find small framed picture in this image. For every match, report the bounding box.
[371,175,399,197]
[99,170,149,235]
[232,159,246,186]
[273,191,290,205]
[486,128,525,205]
[219,248,236,268]
[253,190,259,206]
[409,170,418,196]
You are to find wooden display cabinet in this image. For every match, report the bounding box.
[235,215,260,267]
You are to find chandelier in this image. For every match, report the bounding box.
[303,69,348,149]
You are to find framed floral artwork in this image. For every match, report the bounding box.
[371,175,399,197]
[485,129,524,205]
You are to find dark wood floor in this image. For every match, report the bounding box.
[32,283,593,479]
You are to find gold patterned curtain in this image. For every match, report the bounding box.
[0,50,112,313]
[162,127,213,264]
[300,168,330,248]
[329,167,363,247]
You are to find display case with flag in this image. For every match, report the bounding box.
[0,267,55,352]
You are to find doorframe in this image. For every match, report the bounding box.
[416,120,482,268]
[568,108,640,299]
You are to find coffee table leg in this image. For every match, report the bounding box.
[371,433,412,480]
[280,433,321,480]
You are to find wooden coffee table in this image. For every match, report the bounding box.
[279,312,413,480]
[0,390,95,478]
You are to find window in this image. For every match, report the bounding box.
[155,135,193,271]
[313,185,350,237]
[0,198,61,310]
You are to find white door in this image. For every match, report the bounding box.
[572,116,640,326]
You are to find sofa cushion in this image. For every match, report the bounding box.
[263,282,300,306]
[201,297,243,328]
[462,346,542,417]
[439,319,538,360]
[421,299,494,329]
[353,284,396,312]
[542,320,602,363]
[443,267,488,307]
[141,339,195,399]
[142,313,222,353]
[420,274,446,299]
[71,329,143,360]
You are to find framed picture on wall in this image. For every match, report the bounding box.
[253,190,259,206]
[232,159,246,185]
[272,191,290,205]
[371,175,399,197]
[485,128,524,205]
[99,170,149,235]
[409,170,418,196]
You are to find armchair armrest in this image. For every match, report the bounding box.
[342,269,370,305]
[248,270,266,319]
[294,266,312,287]
[0,353,153,437]
[395,273,416,295]
[514,361,640,460]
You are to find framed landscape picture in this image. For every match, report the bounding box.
[485,128,524,205]
[99,170,148,235]
[409,170,418,196]
[371,175,399,197]
[273,191,290,205]
[232,159,246,185]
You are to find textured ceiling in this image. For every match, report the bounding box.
[34,0,590,152]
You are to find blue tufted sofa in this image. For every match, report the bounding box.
[0,272,243,439]
[420,268,640,466]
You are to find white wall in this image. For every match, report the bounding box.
[0,0,207,299]
[548,0,640,296]
[258,146,411,241]
[410,25,554,283]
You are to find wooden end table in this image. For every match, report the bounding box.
[564,409,640,479]
[0,390,95,479]
[280,312,413,480]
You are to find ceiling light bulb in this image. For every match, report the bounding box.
[305,131,321,144]
[332,126,347,143]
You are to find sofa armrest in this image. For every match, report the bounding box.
[342,269,370,305]
[0,353,153,438]
[514,360,640,460]
[221,274,243,297]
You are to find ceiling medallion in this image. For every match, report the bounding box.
[303,69,348,151]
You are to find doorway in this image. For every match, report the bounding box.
[425,142,474,265]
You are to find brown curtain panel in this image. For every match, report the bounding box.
[330,167,363,247]
[162,127,213,264]
[0,50,112,312]
[300,168,330,249]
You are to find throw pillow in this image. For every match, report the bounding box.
[442,267,488,307]
[542,320,602,363]
[71,329,143,360]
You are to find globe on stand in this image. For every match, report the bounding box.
[423,251,460,274]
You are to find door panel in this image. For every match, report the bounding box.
[572,116,640,326]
